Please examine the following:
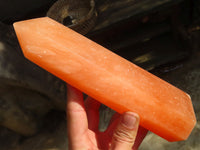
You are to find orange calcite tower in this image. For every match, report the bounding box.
[13,17,196,142]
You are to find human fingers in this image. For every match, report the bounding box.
[110,112,139,150]
[105,112,120,137]
[106,113,147,150]
[66,85,88,148]
[84,97,101,131]
[132,126,148,150]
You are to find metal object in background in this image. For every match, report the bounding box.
[47,0,97,35]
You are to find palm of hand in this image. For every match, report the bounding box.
[67,85,147,150]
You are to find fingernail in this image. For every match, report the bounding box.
[121,112,138,129]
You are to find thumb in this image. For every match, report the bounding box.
[110,112,140,150]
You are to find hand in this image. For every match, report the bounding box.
[66,85,148,150]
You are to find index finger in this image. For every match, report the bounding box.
[66,85,88,145]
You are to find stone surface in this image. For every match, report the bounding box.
[0,52,199,150]
[0,22,66,135]
[94,0,184,31]
[0,0,199,149]
[0,0,56,23]
[140,53,200,150]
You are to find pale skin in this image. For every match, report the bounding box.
[67,85,148,150]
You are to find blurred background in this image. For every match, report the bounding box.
[0,0,200,149]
